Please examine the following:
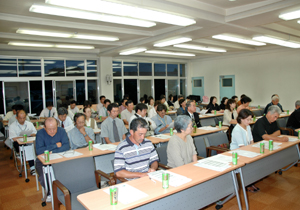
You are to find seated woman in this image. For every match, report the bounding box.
[84,107,97,129]
[220,97,228,110]
[152,104,173,134]
[176,99,187,115]
[223,99,238,127]
[207,96,223,113]
[148,100,160,119]
[167,94,174,108]
[236,96,252,114]
[230,109,259,193]
[167,115,197,168]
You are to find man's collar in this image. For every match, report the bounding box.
[126,134,146,146]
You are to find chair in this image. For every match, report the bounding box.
[205,132,230,156]
[52,157,114,210]
[194,135,208,158]
[277,118,294,136]
[252,110,262,117]
[201,118,216,126]
[214,116,223,125]
[156,143,172,169]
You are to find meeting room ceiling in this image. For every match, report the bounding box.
[0,0,300,60]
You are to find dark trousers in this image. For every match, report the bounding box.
[13,141,34,167]
[36,158,50,195]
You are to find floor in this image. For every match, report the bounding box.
[0,141,300,210]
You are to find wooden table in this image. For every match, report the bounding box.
[199,113,224,119]
[77,160,244,210]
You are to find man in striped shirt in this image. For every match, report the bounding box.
[114,118,158,180]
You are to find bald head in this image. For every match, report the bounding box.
[44,117,58,137]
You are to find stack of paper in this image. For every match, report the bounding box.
[148,170,192,187]
[194,154,232,171]
[153,134,171,140]
[103,184,148,204]
[229,150,261,158]
[252,140,282,150]
[93,143,117,151]
[199,126,218,131]
[41,153,63,160]
[59,151,83,158]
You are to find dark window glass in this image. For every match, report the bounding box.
[167,64,178,76]
[124,62,138,76]
[154,63,165,76]
[56,81,74,108]
[194,79,202,87]
[66,60,84,76]
[222,78,232,87]
[113,79,122,104]
[0,81,4,114]
[76,80,85,105]
[139,62,152,76]
[180,79,186,97]
[113,61,121,77]
[88,80,97,104]
[87,60,97,77]
[30,81,43,115]
[5,82,29,113]
[19,59,41,77]
[154,79,165,100]
[124,79,137,104]
[180,64,186,77]
[45,81,53,103]
[44,60,64,77]
[0,59,17,77]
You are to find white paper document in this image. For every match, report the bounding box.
[194,156,231,172]
[204,113,215,116]
[198,126,218,131]
[252,140,282,150]
[103,184,148,204]
[93,128,101,133]
[229,150,261,158]
[153,134,171,140]
[148,170,192,187]
[200,109,208,115]
[208,154,234,163]
[41,153,63,160]
[18,136,36,142]
[58,150,83,158]
[93,143,117,151]
[278,135,299,142]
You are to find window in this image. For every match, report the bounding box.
[113,61,121,77]
[168,80,178,97]
[88,80,97,104]
[180,79,186,97]
[19,59,41,77]
[222,78,232,87]
[180,64,186,77]
[0,81,4,114]
[87,60,97,77]
[0,59,17,77]
[124,79,137,104]
[194,79,202,87]
[76,80,85,105]
[167,64,178,76]
[140,80,152,102]
[30,81,43,115]
[5,82,29,113]
[124,62,138,76]
[154,79,165,100]
[113,79,122,104]
[44,60,64,77]
[45,81,53,103]
[66,60,84,76]
[139,62,152,76]
[154,63,165,76]
[56,81,74,108]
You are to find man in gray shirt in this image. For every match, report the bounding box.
[121,100,135,125]
[67,113,95,149]
[101,103,128,144]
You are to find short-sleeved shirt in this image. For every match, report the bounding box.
[252,116,280,142]
[39,107,58,118]
[100,116,128,143]
[151,114,173,134]
[68,106,79,115]
[56,116,73,128]
[114,135,159,178]
[99,107,108,117]
[8,114,31,126]
[9,120,37,139]
[67,126,95,149]
[286,108,300,129]
[121,109,135,123]
[96,103,103,113]
[167,135,197,168]
[230,124,253,150]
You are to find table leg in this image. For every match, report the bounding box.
[237,168,249,210]
[47,165,54,210]
[22,145,29,182]
[231,170,242,210]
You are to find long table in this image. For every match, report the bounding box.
[77,160,244,210]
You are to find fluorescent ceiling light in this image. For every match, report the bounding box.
[279,10,300,20]
[212,35,266,46]
[29,4,156,28]
[252,36,300,48]
[8,42,94,49]
[120,48,147,55]
[154,37,192,47]
[17,28,118,41]
[174,44,226,52]
[46,0,196,26]
[145,50,195,57]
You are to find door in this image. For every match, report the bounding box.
[219,75,235,101]
[139,80,153,103]
[192,77,204,100]
[154,79,165,101]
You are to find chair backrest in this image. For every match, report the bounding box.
[214,116,223,125]
[206,132,229,156]
[201,118,216,126]
[156,143,168,166]
[277,118,286,128]
[52,157,96,193]
[252,110,262,117]
[194,136,207,158]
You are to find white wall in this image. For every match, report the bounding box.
[99,56,114,101]
[188,48,300,111]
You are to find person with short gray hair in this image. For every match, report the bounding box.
[184,101,202,128]
[253,105,288,142]
[286,100,300,134]
[264,94,284,114]
[167,115,197,168]
[56,107,73,128]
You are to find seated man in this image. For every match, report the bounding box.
[253,105,288,142]
[96,95,106,114]
[99,99,111,121]
[4,105,16,121]
[114,118,159,180]
[264,94,284,114]
[10,110,37,175]
[61,103,74,120]
[68,113,95,149]
[151,104,173,135]
[101,103,128,144]
[286,100,300,134]
[56,107,73,128]
[8,104,30,126]
[35,117,70,202]
[121,100,135,125]
[184,101,202,128]
[129,103,156,137]
[39,101,57,118]
[68,100,79,115]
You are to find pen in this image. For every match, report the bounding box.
[149,177,156,183]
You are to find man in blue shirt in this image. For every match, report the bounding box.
[35,117,69,202]
[151,104,173,134]
[264,94,284,114]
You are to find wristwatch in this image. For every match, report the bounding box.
[84,133,87,137]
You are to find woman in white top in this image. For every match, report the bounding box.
[147,96,154,112]
[230,109,259,193]
[84,107,97,129]
[223,99,238,127]
[148,100,160,119]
